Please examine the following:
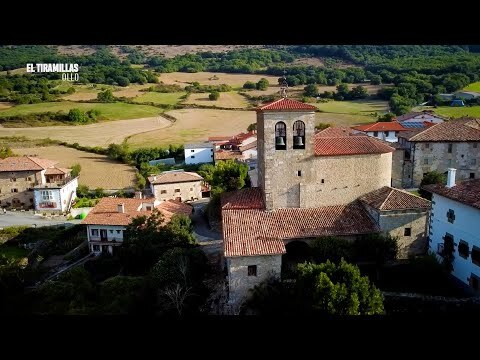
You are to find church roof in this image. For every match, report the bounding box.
[314,136,395,156]
[256,98,317,112]
[359,186,431,211]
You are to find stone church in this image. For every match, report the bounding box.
[221,97,431,302]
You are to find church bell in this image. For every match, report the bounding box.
[294,136,304,147]
[275,136,285,146]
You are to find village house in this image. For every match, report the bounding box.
[0,156,78,212]
[221,97,431,303]
[397,118,480,188]
[184,143,214,165]
[212,131,257,163]
[352,121,411,142]
[148,170,204,202]
[422,169,480,293]
[82,197,192,255]
[395,110,445,125]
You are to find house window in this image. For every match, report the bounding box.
[275,122,287,150]
[93,245,100,251]
[470,158,477,166]
[395,131,398,136]
[373,131,378,137]
[458,240,469,259]
[404,228,411,236]
[116,230,121,234]
[385,131,390,137]
[471,274,479,290]
[11,189,18,193]
[423,158,429,165]
[91,229,99,236]
[146,206,152,211]
[472,246,480,266]
[292,121,306,150]
[470,173,475,179]
[443,233,454,258]
[425,143,430,149]
[247,265,257,276]
[297,170,302,177]
[473,143,478,148]
[109,230,113,234]
[448,144,453,153]
[160,190,167,194]
[174,189,180,193]
[191,150,195,152]
[190,188,193,191]
[191,156,195,159]
[321,179,325,184]
[210,149,213,152]
[30,198,33,203]
[447,209,455,223]
[41,190,53,201]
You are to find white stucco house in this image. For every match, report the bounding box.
[184,143,214,165]
[352,121,409,142]
[423,169,480,293]
[34,175,78,213]
[82,197,192,255]
[396,111,445,125]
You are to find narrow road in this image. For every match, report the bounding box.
[0,211,81,228]
[190,199,223,263]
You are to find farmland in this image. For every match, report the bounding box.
[13,146,136,189]
[132,92,186,105]
[0,102,163,121]
[184,92,249,108]
[0,116,170,147]
[416,105,480,119]
[463,82,480,92]
[157,72,281,88]
[127,109,255,148]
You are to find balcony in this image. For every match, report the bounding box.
[34,176,76,189]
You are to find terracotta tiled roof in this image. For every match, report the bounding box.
[257,98,317,111]
[396,112,426,122]
[82,198,192,226]
[422,179,480,210]
[214,150,243,161]
[314,136,395,156]
[148,171,203,185]
[406,118,480,142]
[315,126,358,137]
[239,140,257,152]
[208,136,231,141]
[0,156,58,172]
[359,186,431,211]
[397,129,425,141]
[223,196,380,257]
[44,167,70,175]
[221,188,264,210]
[352,121,407,132]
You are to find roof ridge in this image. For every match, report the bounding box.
[378,187,394,210]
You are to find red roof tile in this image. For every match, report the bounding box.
[44,167,70,175]
[222,198,379,257]
[314,136,395,156]
[0,156,58,172]
[221,188,264,210]
[214,150,243,161]
[352,121,407,132]
[422,179,480,210]
[257,98,317,111]
[359,186,431,211]
[406,118,480,142]
[208,136,231,141]
[239,140,257,152]
[82,198,192,226]
[315,126,358,137]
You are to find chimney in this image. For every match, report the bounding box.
[446,168,456,188]
[134,191,142,199]
[117,203,125,213]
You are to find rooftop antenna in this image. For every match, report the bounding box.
[280,70,288,98]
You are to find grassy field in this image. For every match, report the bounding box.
[0,102,163,121]
[416,105,480,119]
[132,92,186,105]
[184,91,249,108]
[158,72,280,88]
[14,146,137,189]
[463,82,480,92]
[0,116,170,147]
[311,99,389,126]
[127,108,255,148]
[0,244,28,260]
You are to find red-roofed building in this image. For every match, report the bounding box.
[352,121,410,142]
[221,97,431,303]
[82,197,192,255]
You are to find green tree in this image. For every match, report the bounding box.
[76,184,90,198]
[94,187,105,198]
[296,260,384,315]
[349,85,368,99]
[311,237,353,264]
[70,163,81,178]
[200,160,248,193]
[315,123,331,131]
[97,89,115,103]
[208,91,220,100]
[0,147,13,159]
[369,75,382,85]
[247,123,257,132]
[377,113,395,122]
[419,171,447,199]
[304,84,319,97]
[243,81,256,89]
[116,76,130,87]
[67,108,86,123]
[256,78,269,90]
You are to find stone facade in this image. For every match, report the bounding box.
[151,180,202,202]
[391,148,405,188]
[0,170,41,209]
[401,141,480,188]
[258,110,392,209]
[362,203,429,258]
[226,254,282,303]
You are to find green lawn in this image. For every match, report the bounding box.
[132,92,186,105]
[0,244,28,260]
[0,102,163,120]
[310,100,390,126]
[463,82,480,92]
[416,105,480,119]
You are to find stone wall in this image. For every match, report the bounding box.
[152,180,202,202]
[227,254,282,303]
[0,170,39,209]
[391,149,405,188]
